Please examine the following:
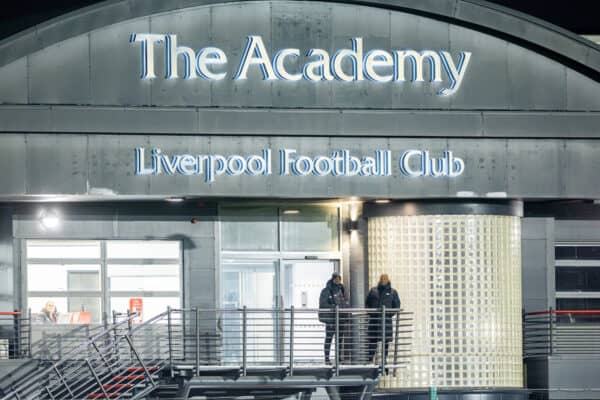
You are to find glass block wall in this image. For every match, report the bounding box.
[368,215,522,389]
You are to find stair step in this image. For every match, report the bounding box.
[103,383,133,390]
[112,374,146,382]
[124,366,159,373]
[86,392,121,399]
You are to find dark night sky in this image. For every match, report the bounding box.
[0,0,599,40]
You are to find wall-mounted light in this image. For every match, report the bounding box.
[345,220,359,232]
[39,210,60,230]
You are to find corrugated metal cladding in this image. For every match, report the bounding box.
[0,0,598,200]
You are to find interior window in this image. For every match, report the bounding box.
[26,240,182,324]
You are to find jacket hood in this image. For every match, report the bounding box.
[327,279,343,291]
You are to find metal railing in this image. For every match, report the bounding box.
[0,311,31,360]
[18,311,132,362]
[29,323,109,361]
[163,306,413,377]
[524,308,600,357]
[1,307,412,400]
[0,311,157,400]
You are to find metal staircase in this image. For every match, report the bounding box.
[1,307,413,400]
[1,310,173,400]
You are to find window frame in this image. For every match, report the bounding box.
[24,239,183,324]
[218,203,343,309]
[555,242,600,308]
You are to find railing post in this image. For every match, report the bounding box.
[242,306,247,376]
[53,364,74,398]
[195,307,200,376]
[124,335,156,386]
[127,309,133,335]
[13,309,20,358]
[27,309,32,357]
[289,306,294,376]
[86,358,111,400]
[335,305,340,376]
[393,309,400,377]
[167,306,174,378]
[548,307,554,356]
[381,306,386,376]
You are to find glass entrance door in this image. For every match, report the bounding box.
[220,259,337,365]
[283,260,337,365]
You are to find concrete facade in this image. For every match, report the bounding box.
[0,0,599,396]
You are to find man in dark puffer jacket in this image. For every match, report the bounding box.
[319,272,349,364]
[365,274,401,362]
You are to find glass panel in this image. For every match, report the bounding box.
[557,298,600,310]
[110,297,180,322]
[577,246,600,260]
[221,261,276,308]
[555,246,576,260]
[221,261,277,364]
[27,240,100,259]
[67,297,101,323]
[281,206,339,252]
[108,264,180,292]
[29,297,67,323]
[28,264,100,291]
[221,207,278,251]
[556,267,600,291]
[29,296,101,324]
[106,241,180,259]
[283,261,335,364]
[555,246,600,260]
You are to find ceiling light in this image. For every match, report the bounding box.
[283,209,300,215]
[486,192,507,198]
[166,197,185,203]
[456,191,477,197]
[40,210,60,230]
[375,199,391,204]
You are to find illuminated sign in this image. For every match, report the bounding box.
[130,34,472,96]
[134,148,464,183]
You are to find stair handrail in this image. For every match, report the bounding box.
[0,311,139,400]
[127,309,170,335]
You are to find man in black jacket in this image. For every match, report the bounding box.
[318,272,348,364]
[365,274,401,362]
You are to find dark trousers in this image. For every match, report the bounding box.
[324,322,347,363]
[367,322,393,362]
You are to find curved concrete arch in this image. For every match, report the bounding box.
[0,0,599,81]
